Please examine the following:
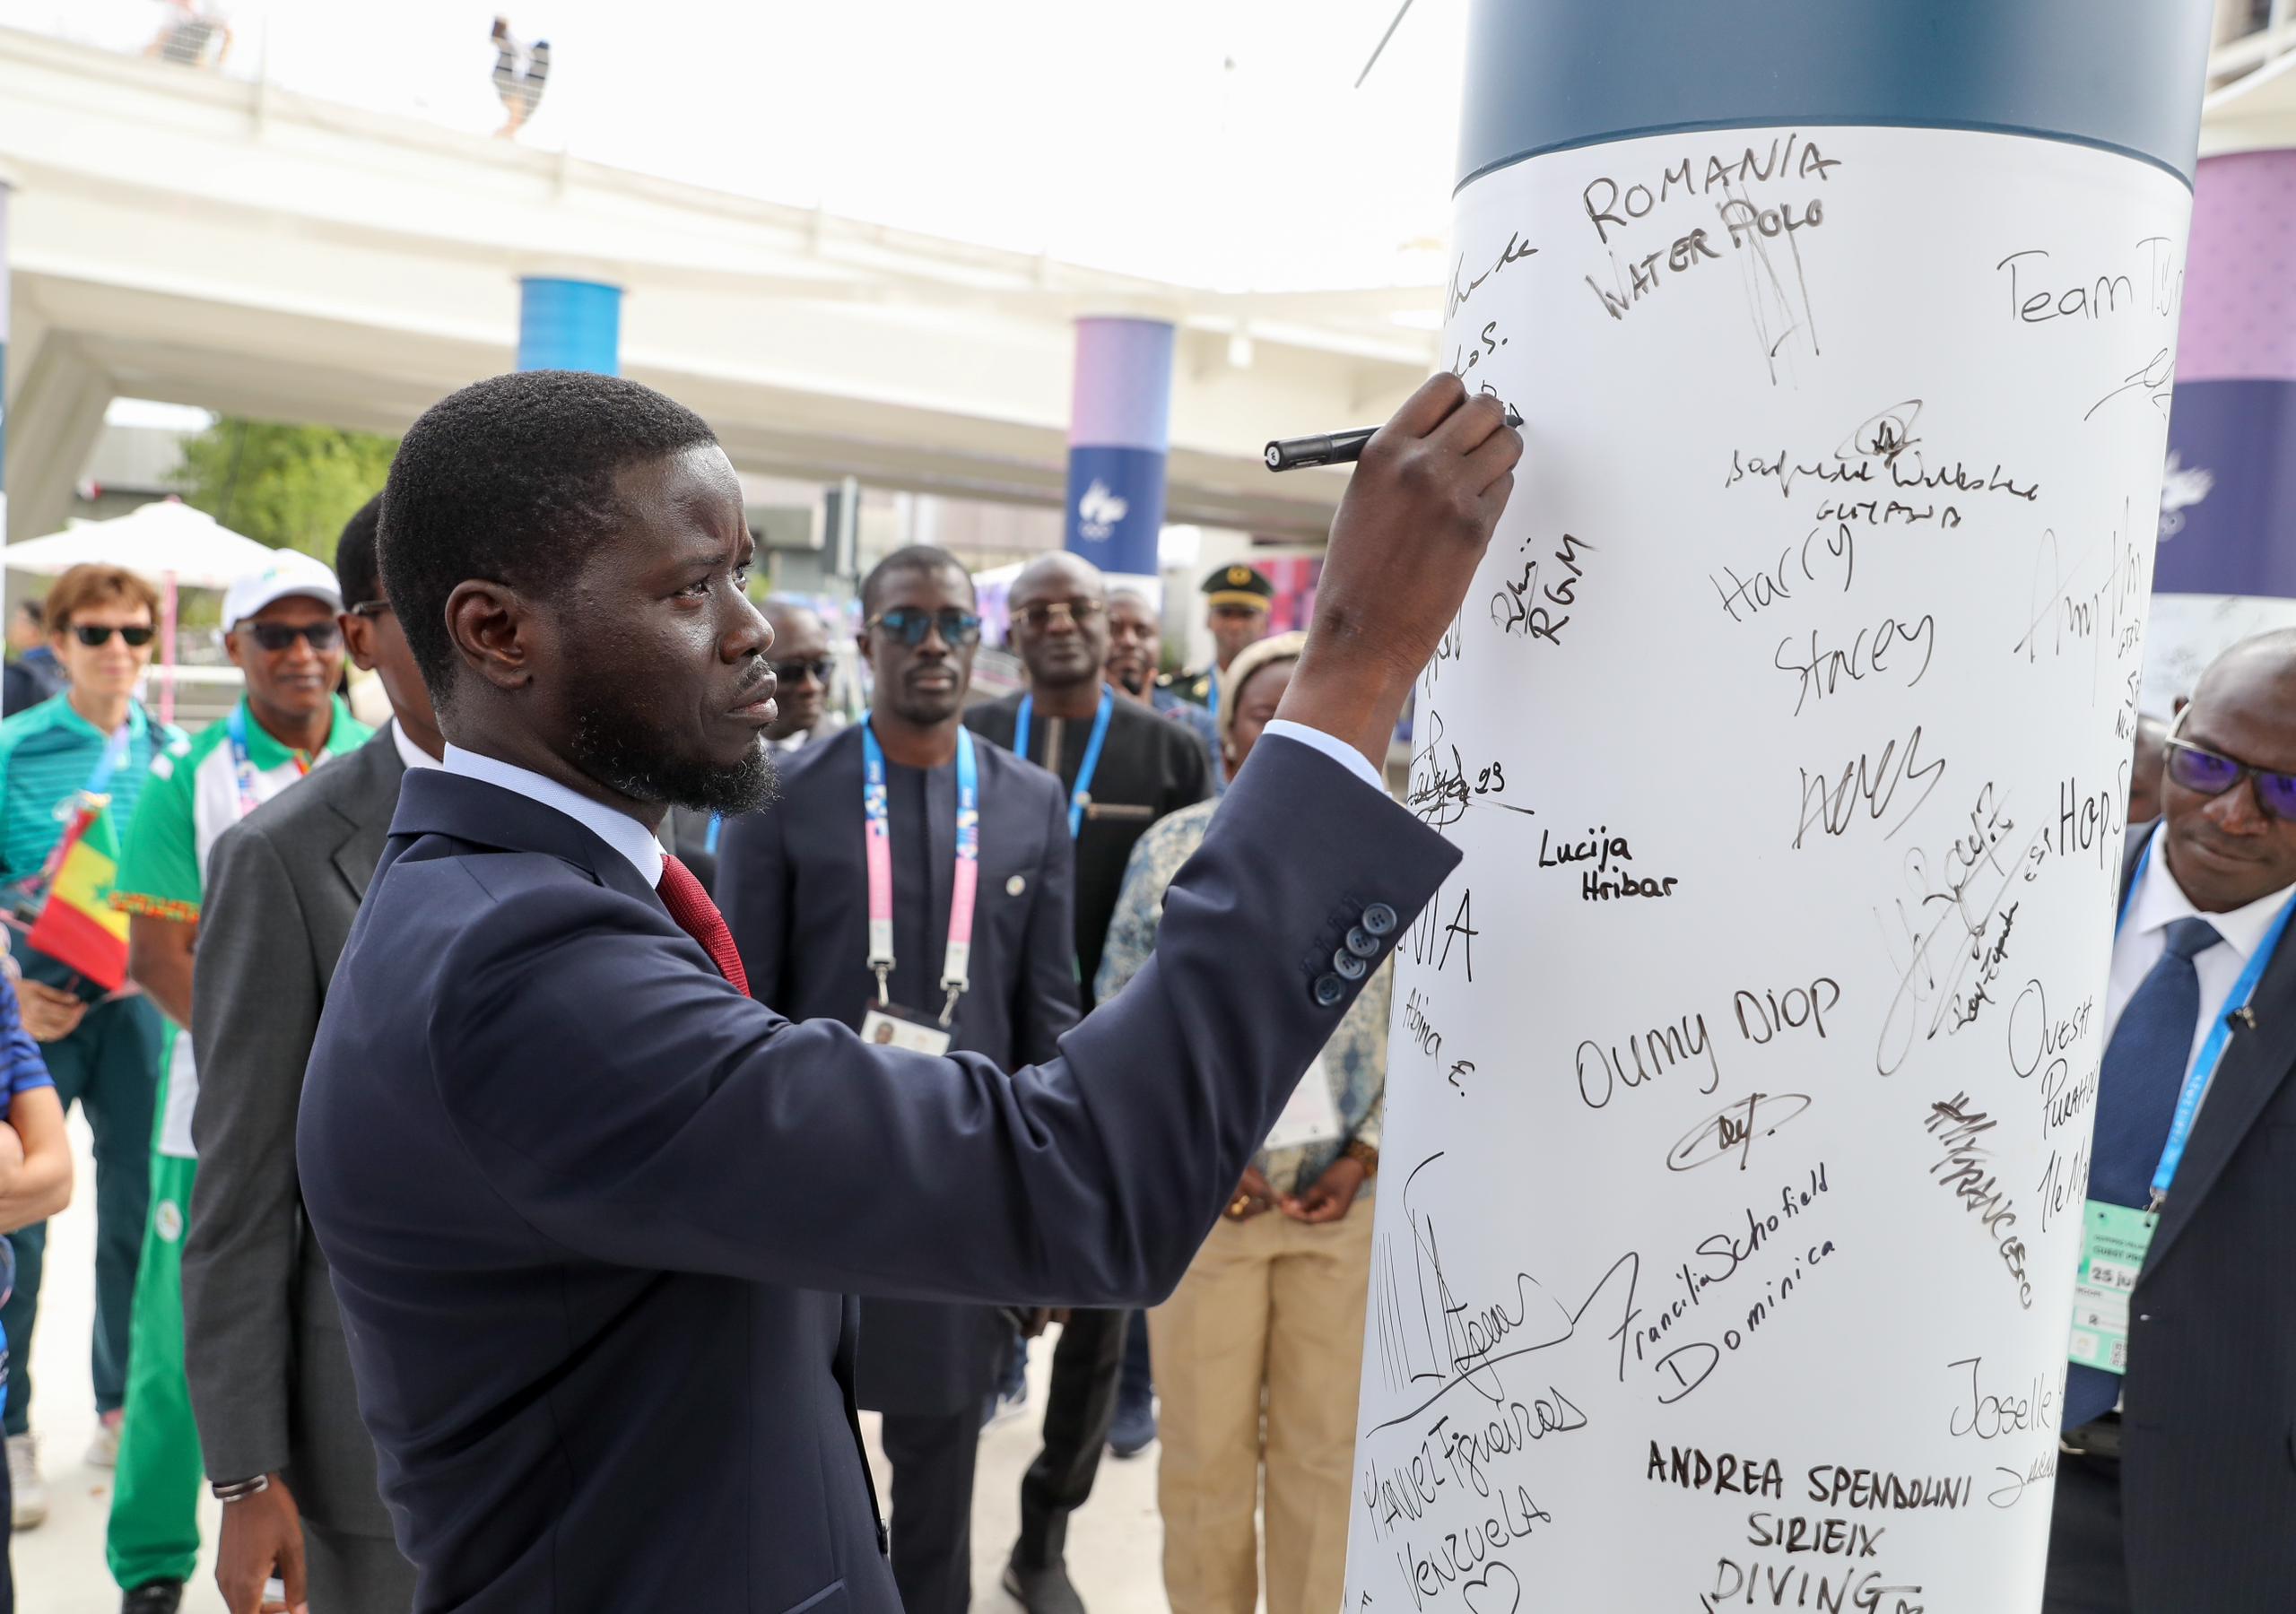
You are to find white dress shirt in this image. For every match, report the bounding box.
[1262,719,1387,793]
[392,720,443,773]
[441,743,665,885]
[2104,823,2296,1115]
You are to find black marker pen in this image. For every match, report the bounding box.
[1264,407,1522,472]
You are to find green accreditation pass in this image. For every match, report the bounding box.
[2069,1200,2156,1375]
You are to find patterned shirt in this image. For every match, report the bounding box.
[0,693,173,906]
[1095,797,1387,1199]
[111,696,370,1162]
[113,695,370,925]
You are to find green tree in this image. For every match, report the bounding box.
[172,418,399,561]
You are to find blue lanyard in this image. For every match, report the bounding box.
[226,705,264,818]
[225,704,314,819]
[1015,688,1114,840]
[2116,829,2296,1206]
[861,718,980,1022]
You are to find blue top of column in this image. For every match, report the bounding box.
[1457,0,2215,193]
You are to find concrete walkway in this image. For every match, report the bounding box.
[18,1115,1170,1611]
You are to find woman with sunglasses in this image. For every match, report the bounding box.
[0,564,182,1532]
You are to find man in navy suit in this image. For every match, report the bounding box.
[295,368,1518,1611]
[2046,632,2296,1613]
[718,544,1078,1614]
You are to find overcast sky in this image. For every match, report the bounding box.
[13,0,1470,291]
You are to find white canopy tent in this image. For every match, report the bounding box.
[3,499,280,722]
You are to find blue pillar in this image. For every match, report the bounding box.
[1062,317,1173,582]
[517,277,622,375]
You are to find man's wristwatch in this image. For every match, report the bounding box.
[1344,1139,1379,1177]
[212,1474,271,1505]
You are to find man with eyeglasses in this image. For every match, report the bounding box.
[0,564,180,1532]
[101,549,370,1613]
[719,545,1077,1614]
[965,551,1211,1614]
[2046,629,2296,1611]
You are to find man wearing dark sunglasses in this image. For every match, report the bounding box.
[0,563,181,1536]
[2048,631,2296,1611]
[719,545,1076,1614]
[102,550,370,1610]
[761,599,839,751]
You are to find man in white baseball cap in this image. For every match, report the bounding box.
[101,547,372,1612]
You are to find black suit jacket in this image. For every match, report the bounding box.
[964,690,1210,1007]
[2114,827,2296,1609]
[297,735,1453,1611]
[717,725,1079,1413]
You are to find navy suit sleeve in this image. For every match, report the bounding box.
[428,736,1456,1309]
[1012,778,1081,1068]
[716,787,791,1006]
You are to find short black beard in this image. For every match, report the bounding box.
[570,696,779,816]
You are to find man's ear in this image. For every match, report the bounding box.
[445,579,535,693]
[339,612,381,675]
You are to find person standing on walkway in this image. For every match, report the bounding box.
[965,551,1211,1614]
[1105,589,1218,786]
[721,546,1079,1614]
[2045,632,2296,1610]
[0,565,177,1532]
[1100,633,1386,1614]
[106,551,369,1614]
[184,501,426,1614]
[1163,564,1273,721]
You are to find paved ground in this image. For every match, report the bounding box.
[18,1115,1172,1611]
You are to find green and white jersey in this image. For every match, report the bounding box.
[112,695,370,1158]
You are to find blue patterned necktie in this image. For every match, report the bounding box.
[2064,915,2222,1428]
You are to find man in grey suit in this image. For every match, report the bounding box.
[182,499,429,1614]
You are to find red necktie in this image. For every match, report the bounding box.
[657,853,751,996]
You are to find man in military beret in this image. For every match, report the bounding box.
[1163,563,1273,717]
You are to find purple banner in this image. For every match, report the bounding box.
[2155,377,2296,598]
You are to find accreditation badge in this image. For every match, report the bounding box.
[860,1002,954,1057]
[1262,1055,1345,1151]
[2067,1199,2155,1376]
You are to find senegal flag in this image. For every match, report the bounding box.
[26,799,130,992]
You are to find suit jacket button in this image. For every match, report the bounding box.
[1333,949,1369,982]
[1313,973,1346,1008]
[1362,902,1398,936]
[1345,925,1380,959]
